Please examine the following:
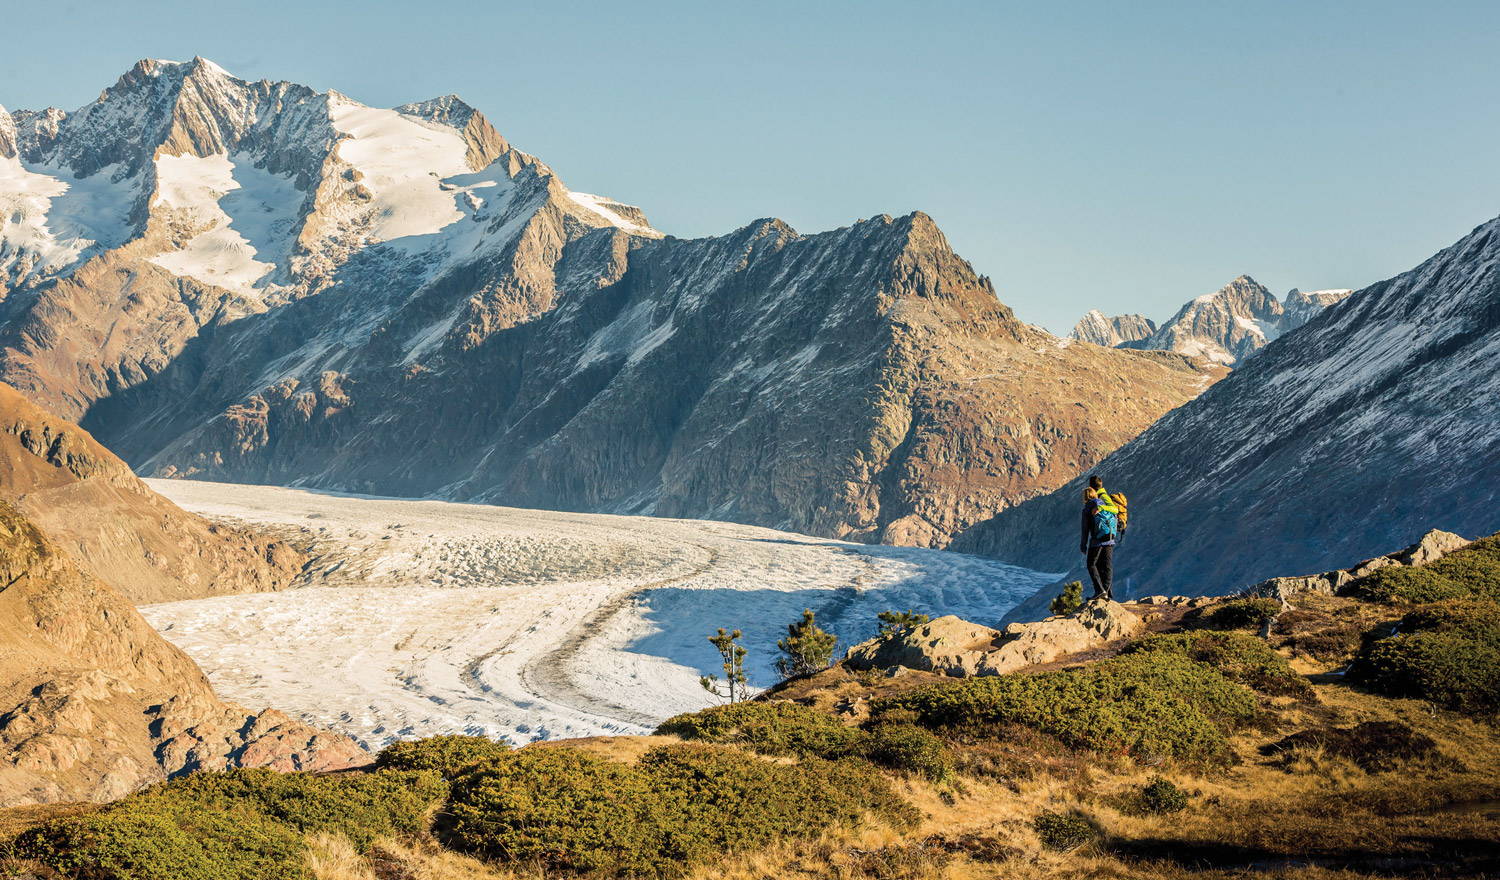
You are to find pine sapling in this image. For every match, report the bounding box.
[701,628,749,703]
[1050,581,1084,616]
[776,609,837,681]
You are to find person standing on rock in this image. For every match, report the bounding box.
[1081,486,1118,601]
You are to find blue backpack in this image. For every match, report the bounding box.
[1092,502,1119,543]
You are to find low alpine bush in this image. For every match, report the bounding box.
[861,723,953,780]
[1134,775,1189,814]
[441,742,913,877]
[1204,598,1282,630]
[656,700,864,759]
[1122,631,1313,698]
[1033,811,1095,850]
[1349,600,1500,714]
[14,768,447,880]
[1351,534,1500,604]
[375,734,511,779]
[872,653,1258,765]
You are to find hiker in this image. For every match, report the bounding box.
[1081,486,1117,601]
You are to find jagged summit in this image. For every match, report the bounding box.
[1069,275,1352,367]
[1069,309,1156,347]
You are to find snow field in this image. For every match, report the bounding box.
[140,480,1055,751]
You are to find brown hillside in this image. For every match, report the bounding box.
[0,382,303,604]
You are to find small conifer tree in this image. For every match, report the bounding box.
[776,609,838,680]
[876,609,931,639]
[701,628,748,703]
[1049,581,1084,616]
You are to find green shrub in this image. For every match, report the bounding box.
[1049,581,1084,617]
[14,768,447,880]
[1134,775,1188,814]
[1033,811,1094,850]
[376,734,511,779]
[862,723,953,780]
[1262,721,1441,772]
[1349,601,1500,714]
[656,700,864,759]
[1351,534,1500,604]
[1205,598,1282,630]
[873,653,1257,765]
[777,609,838,680]
[1121,631,1312,698]
[441,742,912,877]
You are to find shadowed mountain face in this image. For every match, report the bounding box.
[0,59,1219,547]
[955,216,1500,596]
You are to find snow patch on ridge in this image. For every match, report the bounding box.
[149,153,303,292]
[0,158,135,285]
[329,99,488,244]
[567,191,659,237]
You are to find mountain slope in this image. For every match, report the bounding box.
[0,60,1220,547]
[0,382,302,603]
[953,216,1500,593]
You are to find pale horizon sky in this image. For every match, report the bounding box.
[3,0,1497,333]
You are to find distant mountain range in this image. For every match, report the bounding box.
[1070,276,1352,367]
[958,217,1500,598]
[0,58,1218,547]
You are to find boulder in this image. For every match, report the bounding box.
[846,602,1144,679]
[1395,529,1471,567]
[845,616,1002,678]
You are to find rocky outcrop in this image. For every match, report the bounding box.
[1069,311,1157,347]
[0,497,364,806]
[1242,529,1473,602]
[845,602,1143,677]
[0,60,1221,549]
[956,213,1500,597]
[0,382,304,604]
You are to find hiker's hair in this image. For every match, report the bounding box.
[1088,474,1104,490]
[1084,487,1098,501]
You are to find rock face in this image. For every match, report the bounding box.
[1069,311,1157,347]
[0,497,364,806]
[0,60,1220,548]
[0,381,303,603]
[954,216,1500,596]
[1093,277,1352,367]
[845,602,1143,677]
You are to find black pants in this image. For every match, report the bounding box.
[1086,545,1114,599]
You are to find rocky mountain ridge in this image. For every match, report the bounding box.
[1073,276,1352,367]
[956,215,1500,595]
[1067,311,1156,347]
[0,59,1220,547]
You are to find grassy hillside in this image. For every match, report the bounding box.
[3,547,1499,879]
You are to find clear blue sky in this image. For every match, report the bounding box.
[4,0,1497,333]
